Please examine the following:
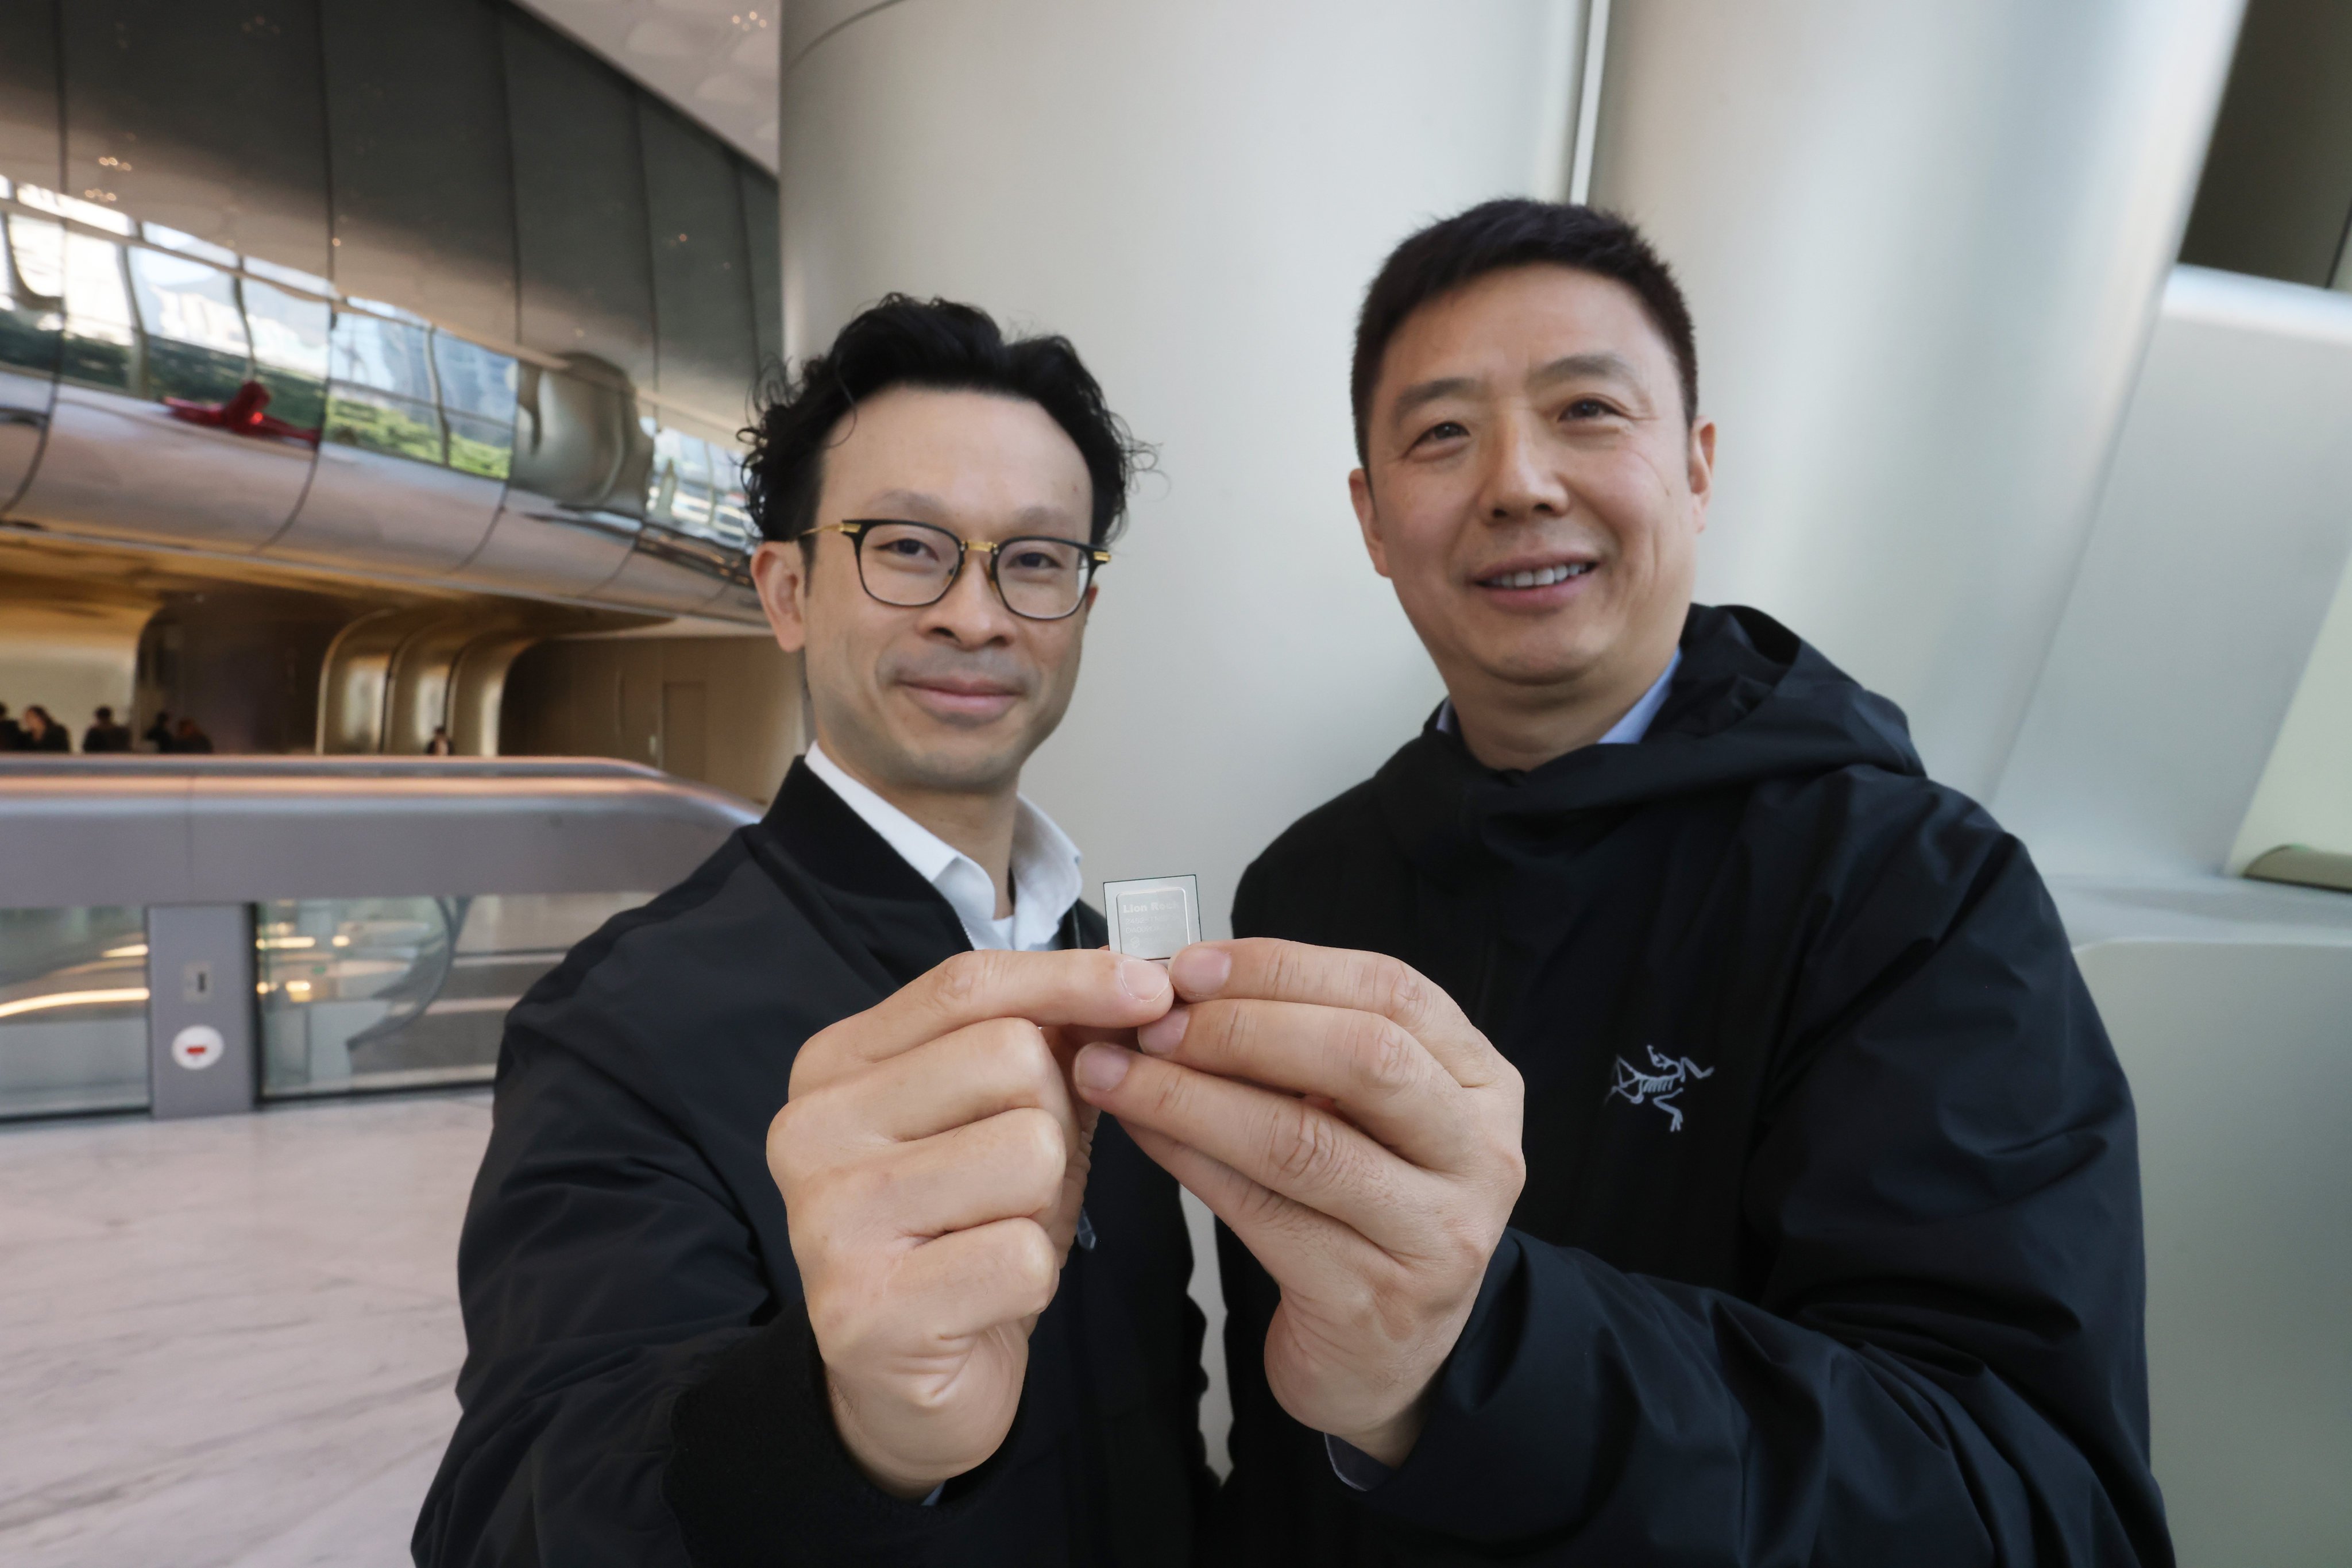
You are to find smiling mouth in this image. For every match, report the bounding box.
[1477,561,1594,589]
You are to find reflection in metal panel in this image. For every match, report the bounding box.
[19,383,315,551]
[0,903,150,1121]
[504,12,658,389]
[0,204,60,512]
[57,0,332,281]
[318,0,520,346]
[0,755,756,910]
[642,99,759,422]
[273,433,504,575]
[0,5,771,624]
[256,890,648,1099]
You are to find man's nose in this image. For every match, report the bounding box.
[920,550,1018,643]
[1480,412,1572,522]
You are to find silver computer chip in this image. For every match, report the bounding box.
[1103,874,1201,962]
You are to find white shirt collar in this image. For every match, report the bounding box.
[1435,647,1683,748]
[802,742,1083,953]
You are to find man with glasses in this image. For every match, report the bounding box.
[418,297,1213,1566]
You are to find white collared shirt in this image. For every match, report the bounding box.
[1434,648,1683,749]
[803,742,1083,953]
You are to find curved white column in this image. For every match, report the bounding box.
[1588,0,2246,795]
[778,0,1586,928]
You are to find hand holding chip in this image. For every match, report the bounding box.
[1074,928,1525,1469]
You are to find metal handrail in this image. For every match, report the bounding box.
[0,755,760,909]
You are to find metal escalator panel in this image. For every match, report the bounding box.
[0,207,62,512]
[0,903,150,1121]
[266,309,501,574]
[7,215,315,551]
[255,890,651,1098]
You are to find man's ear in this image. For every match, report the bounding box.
[1687,418,1717,535]
[751,540,810,654]
[1348,469,1393,579]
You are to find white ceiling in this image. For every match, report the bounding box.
[516,0,781,171]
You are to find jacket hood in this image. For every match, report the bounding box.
[1376,604,1921,879]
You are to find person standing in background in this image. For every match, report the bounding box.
[82,706,134,752]
[0,704,22,751]
[20,706,69,752]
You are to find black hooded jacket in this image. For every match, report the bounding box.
[1211,605,2167,1566]
[413,762,1213,1567]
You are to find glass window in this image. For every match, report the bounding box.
[256,892,647,1098]
[325,309,442,462]
[648,424,716,534]
[57,230,135,391]
[0,905,150,1120]
[141,221,237,269]
[432,332,517,480]
[710,445,753,549]
[128,246,250,405]
[243,278,330,434]
[0,213,63,376]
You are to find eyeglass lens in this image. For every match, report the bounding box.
[856,522,1093,619]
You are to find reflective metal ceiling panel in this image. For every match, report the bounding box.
[57,0,332,281]
[503,11,657,388]
[319,0,520,344]
[641,99,756,424]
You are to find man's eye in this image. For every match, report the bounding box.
[1414,420,1469,447]
[1563,398,1616,420]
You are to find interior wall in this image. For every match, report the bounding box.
[2177,0,2352,289]
[136,586,366,754]
[500,632,799,805]
[2233,547,2352,866]
[0,577,157,744]
[778,0,1583,941]
[1588,0,2245,797]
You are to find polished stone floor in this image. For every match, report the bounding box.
[0,1092,491,1568]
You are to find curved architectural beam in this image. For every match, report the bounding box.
[1588,0,2246,794]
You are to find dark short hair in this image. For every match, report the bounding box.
[743,295,1148,549]
[1351,199,1699,463]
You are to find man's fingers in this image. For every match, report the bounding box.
[888,1216,1063,1341]
[1168,939,1505,1089]
[1077,1045,1428,1250]
[794,948,1173,1093]
[1119,1120,1381,1295]
[1133,998,1474,1170]
[821,1017,1076,1144]
[840,1107,1069,1244]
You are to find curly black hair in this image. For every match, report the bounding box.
[741,295,1149,548]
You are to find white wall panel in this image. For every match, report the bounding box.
[1995,269,2352,876]
[779,0,1583,937]
[1589,0,2245,797]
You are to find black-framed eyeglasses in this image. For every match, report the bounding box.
[808,519,1110,621]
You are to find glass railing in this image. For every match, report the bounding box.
[0,890,648,1119]
[0,176,747,538]
[256,890,649,1098]
[0,905,152,1119]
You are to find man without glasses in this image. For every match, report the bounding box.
[1077,199,2167,1565]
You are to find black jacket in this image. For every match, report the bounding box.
[1215,605,2165,1566]
[414,761,1212,1567]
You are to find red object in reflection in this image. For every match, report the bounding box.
[164,380,320,443]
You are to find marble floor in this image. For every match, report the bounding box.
[0,1092,492,1568]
